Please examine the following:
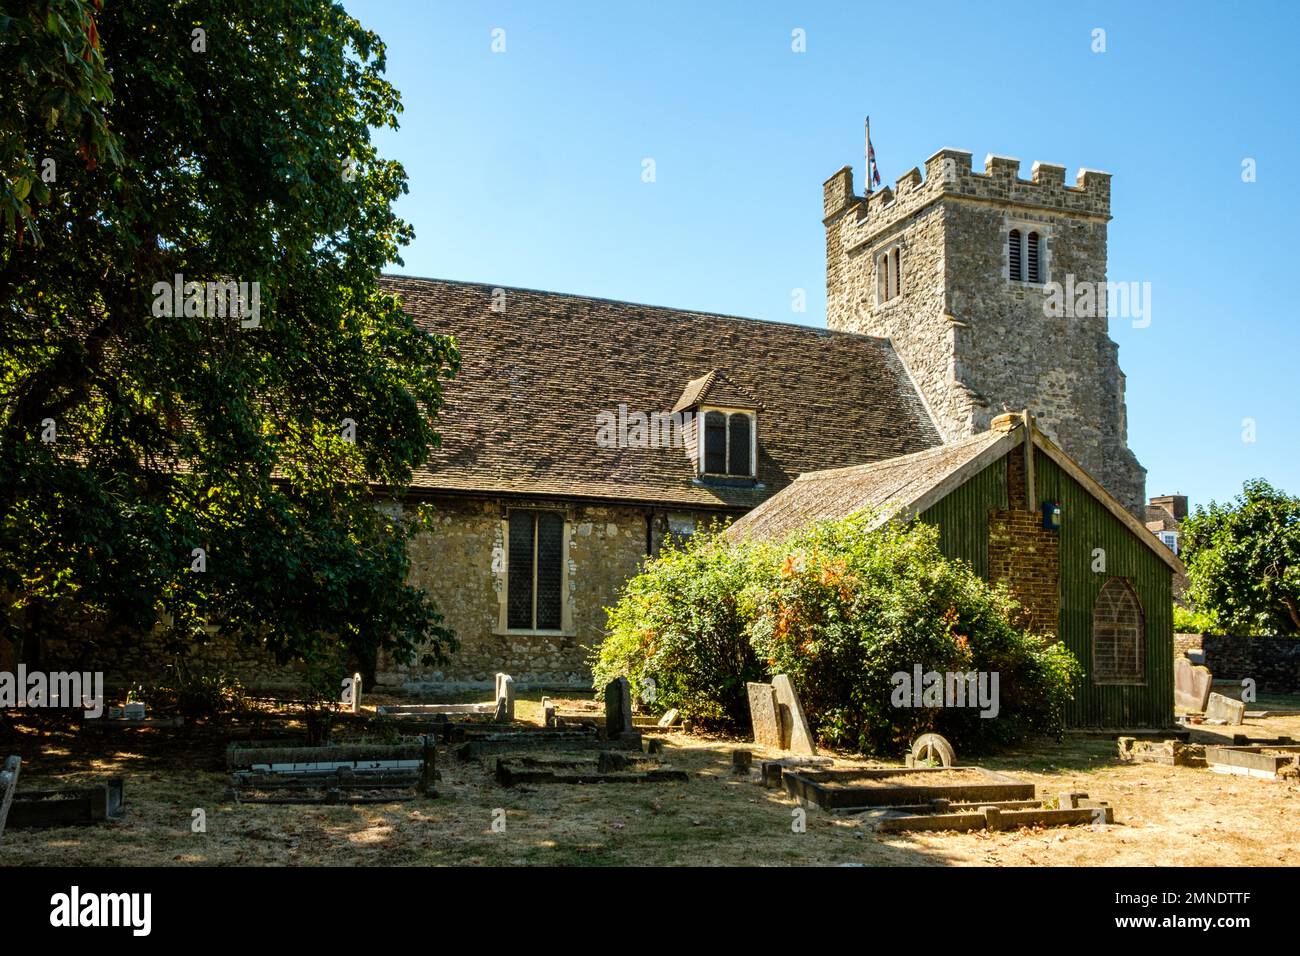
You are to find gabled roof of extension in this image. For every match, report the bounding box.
[727,419,1185,575]
[726,430,1013,540]
[382,275,941,510]
[671,369,764,413]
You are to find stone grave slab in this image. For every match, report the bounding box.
[747,682,782,749]
[1205,692,1245,726]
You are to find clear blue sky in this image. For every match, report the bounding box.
[348,0,1299,513]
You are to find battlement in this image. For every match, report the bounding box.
[824,147,1111,244]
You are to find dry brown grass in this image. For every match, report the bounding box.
[2,698,1298,867]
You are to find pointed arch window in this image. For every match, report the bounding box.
[876,244,902,304]
[1092,577,1146,684]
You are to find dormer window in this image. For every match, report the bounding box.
[702,409,754,477]
[1008,226,1045,284]
[671,370,762,481]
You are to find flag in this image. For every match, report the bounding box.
[865,117,881,193]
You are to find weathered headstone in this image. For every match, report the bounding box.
[747,682,782,749]
[733,750,753,774]
[657,708,680,728]
[541,696,556,728]
[0,756,21,841]
[1174,658,1213,711]
[772,674,818,756]
[605,677,634,738]
[494,673,515,722]
[1205,692,1245,726]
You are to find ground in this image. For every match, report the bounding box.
[2,693,1298,866]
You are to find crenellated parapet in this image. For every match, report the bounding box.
[826,147,1111,250]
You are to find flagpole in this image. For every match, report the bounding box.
[864,116,871,195]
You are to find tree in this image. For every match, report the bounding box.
[0,0,459,680]
[1181,480,1300,636]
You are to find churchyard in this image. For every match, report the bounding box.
[2,685,1298,867]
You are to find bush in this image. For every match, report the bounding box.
[593,521,769,726]
[1173,604,1218,634]
[146,660,248,719]
[595,515,1081,755]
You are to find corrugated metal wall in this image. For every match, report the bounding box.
[918,455,1007,580]
[919,447,1174,728]
[1034,449,1173,728]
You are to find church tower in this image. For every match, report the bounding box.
[823,147,1146,515]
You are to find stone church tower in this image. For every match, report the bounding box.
[823,147,1146,516]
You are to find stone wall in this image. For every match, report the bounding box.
[389,496,719,690]
[28,495,723,694]
[823,149,1146,516]
[1175,633,1300,695]
[35,623,298,693]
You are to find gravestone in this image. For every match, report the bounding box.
[657,708,680,728]
[772,674,818,756]
[605,677,634,738]
[747,682,782,749]
[1174,658,1213,711]
[494,673,515,722]
[1205,692,1245,726]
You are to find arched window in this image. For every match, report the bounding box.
[1092,577,1145,684]
[727,413,752,476]
[876,246,902,304]
[1026,231,1041,283]
[1008,229,1022,281]
[703,411,727,474]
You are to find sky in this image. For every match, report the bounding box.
[347,0,1299,513]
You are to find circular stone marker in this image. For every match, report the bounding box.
[910,733,956,768]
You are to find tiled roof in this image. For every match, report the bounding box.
[1144,505,1180,533]
[726,431,1009,539]
[671,369,763,413]
[383,275,941,510]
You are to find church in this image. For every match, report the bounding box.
[370,142,1177,727]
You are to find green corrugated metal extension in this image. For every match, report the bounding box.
[918,446,1173,728]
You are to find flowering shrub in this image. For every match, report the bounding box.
[595,514,1080,754]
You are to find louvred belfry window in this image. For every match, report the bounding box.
[1027,231,1042,283]
[1008,229,1023,280]
[507,510,564,630]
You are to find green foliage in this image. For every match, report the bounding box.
[1181,480,1300,636]
[0,1,458,674]
[139,659,248,719]
[596,516,1081,754]
[747,517,1080,754]
[1173,604,1218,634]
[594,521,766,726]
